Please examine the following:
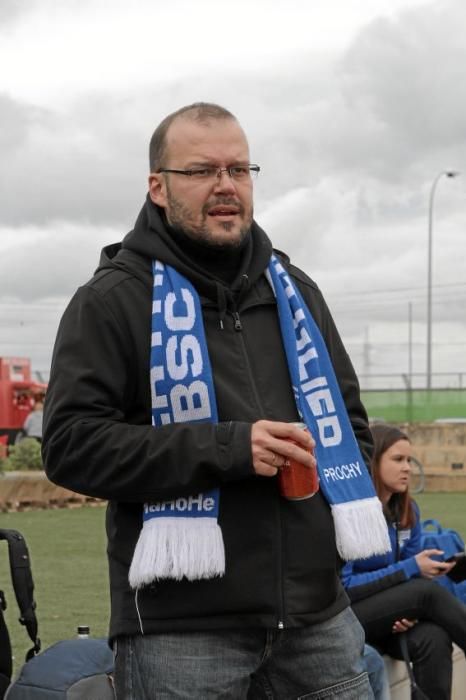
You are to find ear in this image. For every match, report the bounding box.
[148,173,167,207]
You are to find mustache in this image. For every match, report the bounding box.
[202,197,245,216]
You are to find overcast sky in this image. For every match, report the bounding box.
[1,0,465,389]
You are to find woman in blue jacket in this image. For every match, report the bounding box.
[342,423,466,700]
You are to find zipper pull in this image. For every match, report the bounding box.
[233,312,242,331]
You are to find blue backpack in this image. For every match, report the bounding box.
[420,518,466,604]
[5,638,114,699]
[421,518,465,560]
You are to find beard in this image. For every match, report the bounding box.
[164,186,253,250]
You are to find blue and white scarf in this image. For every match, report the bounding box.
[128,255,390,588]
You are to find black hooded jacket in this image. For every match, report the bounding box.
[43,197,373,641]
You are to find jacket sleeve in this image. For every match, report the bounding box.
[42,286,254,502]
[341,513,422,602]
[341,558,420,602]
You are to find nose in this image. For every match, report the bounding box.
[213,169,237,194]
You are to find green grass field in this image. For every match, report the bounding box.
[416,493,466,538]
[1,495,465,676]
[361,388,466,422]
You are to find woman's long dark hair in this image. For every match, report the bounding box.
[370,423,416,529]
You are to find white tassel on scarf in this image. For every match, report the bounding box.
[129,515,225,587]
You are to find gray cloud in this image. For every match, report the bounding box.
[0,92,148,227]
[1,0,465,379]
[335,0,466,179]
[0,0,33,23]
[0,221,120,300]
[4,0,465,230]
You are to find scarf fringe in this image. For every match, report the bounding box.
[129,517,225,588]
[332,497,391,560]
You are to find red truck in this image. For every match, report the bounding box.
[0,357,47,446]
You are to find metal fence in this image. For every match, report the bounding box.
[358,371,466,392]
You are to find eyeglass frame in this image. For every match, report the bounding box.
[155,164,261,181]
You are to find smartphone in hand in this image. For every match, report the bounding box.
[446,552,466,583]
[446,552,466,563]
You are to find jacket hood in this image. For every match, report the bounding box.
[96,194,275,307]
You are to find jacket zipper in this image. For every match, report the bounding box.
[232,311,242,331]
[277,500,285,630]
[229,301,285,629]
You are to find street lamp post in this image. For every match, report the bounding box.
[426,170,460,390]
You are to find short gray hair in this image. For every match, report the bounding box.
[149,102,237,172]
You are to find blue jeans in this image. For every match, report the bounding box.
[363,645,390,700]
[114,607,373,699]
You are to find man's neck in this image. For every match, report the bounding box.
[166,221,250,284]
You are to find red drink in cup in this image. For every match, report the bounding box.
[278,422,319,500]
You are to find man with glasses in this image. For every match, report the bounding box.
[43,103,376,698]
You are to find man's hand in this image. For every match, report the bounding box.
[251,419,316,477]
[415,549,456,579]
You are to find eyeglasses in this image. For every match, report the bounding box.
[156,164,260,182]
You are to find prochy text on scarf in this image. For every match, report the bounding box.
[323,462,364,482]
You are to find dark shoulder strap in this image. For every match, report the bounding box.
[0,529,41,661]
[398,633,429,700]
[0,592,13,683]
